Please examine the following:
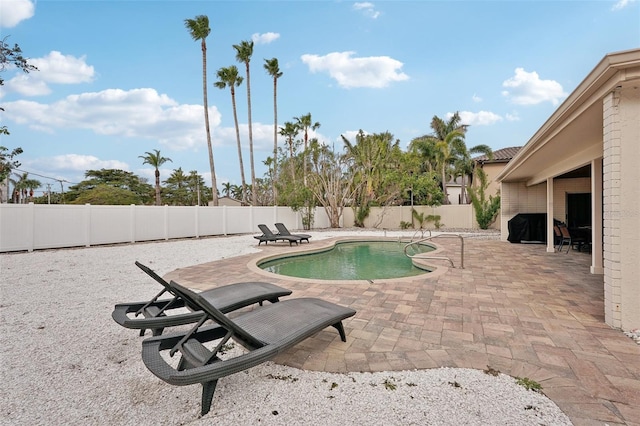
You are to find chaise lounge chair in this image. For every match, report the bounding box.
[254,224,302,246]
[274,222,311,244]
[141,280,356,416]
[112,261,292,336]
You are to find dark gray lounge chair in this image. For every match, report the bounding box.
[254,224,301,246]
[112,261,292,336]
[274,222,311,243]
[141,280,356,416]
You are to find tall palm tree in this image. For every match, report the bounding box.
[278,121,300,181]
[424,112,468,204]
[294,113,320,185]
[139,149,172,205]
[454,144,493,204]
[184,15,218,206]
[214,65,247,204]
[264,57,282,203]
[233,40,256,205]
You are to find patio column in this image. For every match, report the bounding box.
[603,86,640,331]
[546,177,555,253]
[590,158,603,274]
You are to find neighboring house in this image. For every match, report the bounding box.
[444,176,465,205]
[496,48,640,332]
[473,146,522,199]
[213,196,243,207]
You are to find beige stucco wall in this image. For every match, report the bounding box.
[342,205,476,229]
[603,87,640,330]
[477,162,505,200]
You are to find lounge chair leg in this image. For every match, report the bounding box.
[139,329,146,337]
[151,327,164,336]
[332,321,347,342]
[201,380,218,416]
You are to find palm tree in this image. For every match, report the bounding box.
[184,15,218,206]
[221,181,232,197]
[264,57,282,204]
[214,65,247,204]
[233,40,256,205]
[139,149,172,205]
[294,113,320,185]
[454,144,493,204]
[12,172,41,203]
[423,112,468,204]
[278,121,300,181]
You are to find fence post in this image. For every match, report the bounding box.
[27,202,35,252]
[130,204,136,243]
[85,204,91,247]
[164,204,169,240]
[222,205,227,236]
[195,205,200,238]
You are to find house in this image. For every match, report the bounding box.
[473,146,522,200]
[211,196,243,207]
[496,48,640,332]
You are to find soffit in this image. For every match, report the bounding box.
[497,48,640,186]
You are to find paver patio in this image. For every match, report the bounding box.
[165,234,640,425]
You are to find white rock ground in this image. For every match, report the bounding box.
[1,230,575,425]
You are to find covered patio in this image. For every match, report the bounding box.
[497,48,640,333]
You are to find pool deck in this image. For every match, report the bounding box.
[165,235,640,425]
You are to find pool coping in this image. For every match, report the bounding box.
[246,236,452,285]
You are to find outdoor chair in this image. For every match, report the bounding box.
[254,224,301,246]
[274,222,311,244]
[112,261,292,336]
[553,225,570,253]
[557,223,587,253]
[141,280,356,416]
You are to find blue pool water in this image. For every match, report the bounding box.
[259,240,435,280]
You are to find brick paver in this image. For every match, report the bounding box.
[165,235,640,425]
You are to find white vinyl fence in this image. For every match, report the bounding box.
[0,203,481,252]
[0,204,332,253]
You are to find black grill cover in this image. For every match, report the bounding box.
[507,213,547,243]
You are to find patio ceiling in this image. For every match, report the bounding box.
[498,48,640,186]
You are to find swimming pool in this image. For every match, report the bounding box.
[258,240,435,281]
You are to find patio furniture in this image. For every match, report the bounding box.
[557,223,588,253]
[274,222,311,244]
[254,224,301,246]
[141,280,356,415]
[554,225,570,253]
[112,261,292,336]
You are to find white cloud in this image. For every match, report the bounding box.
[505,112,520,122]
[353,2,381,19]
[453,111,503,126]
[501,68,567,106]
[33,154,130,172]
[251,32,280,44]
[31,51,95,84]
[612,0,635,10]
[0,0,35,28]
[3,51,96,96]
[301,51,408,89]
[3,88,223,151]
[472,94,482,103]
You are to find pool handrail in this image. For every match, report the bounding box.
[404,233,464,269]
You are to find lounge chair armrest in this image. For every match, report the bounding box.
[112,301,200,330]
[142,339,280,386]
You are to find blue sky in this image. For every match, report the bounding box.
[1,0,638,196]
